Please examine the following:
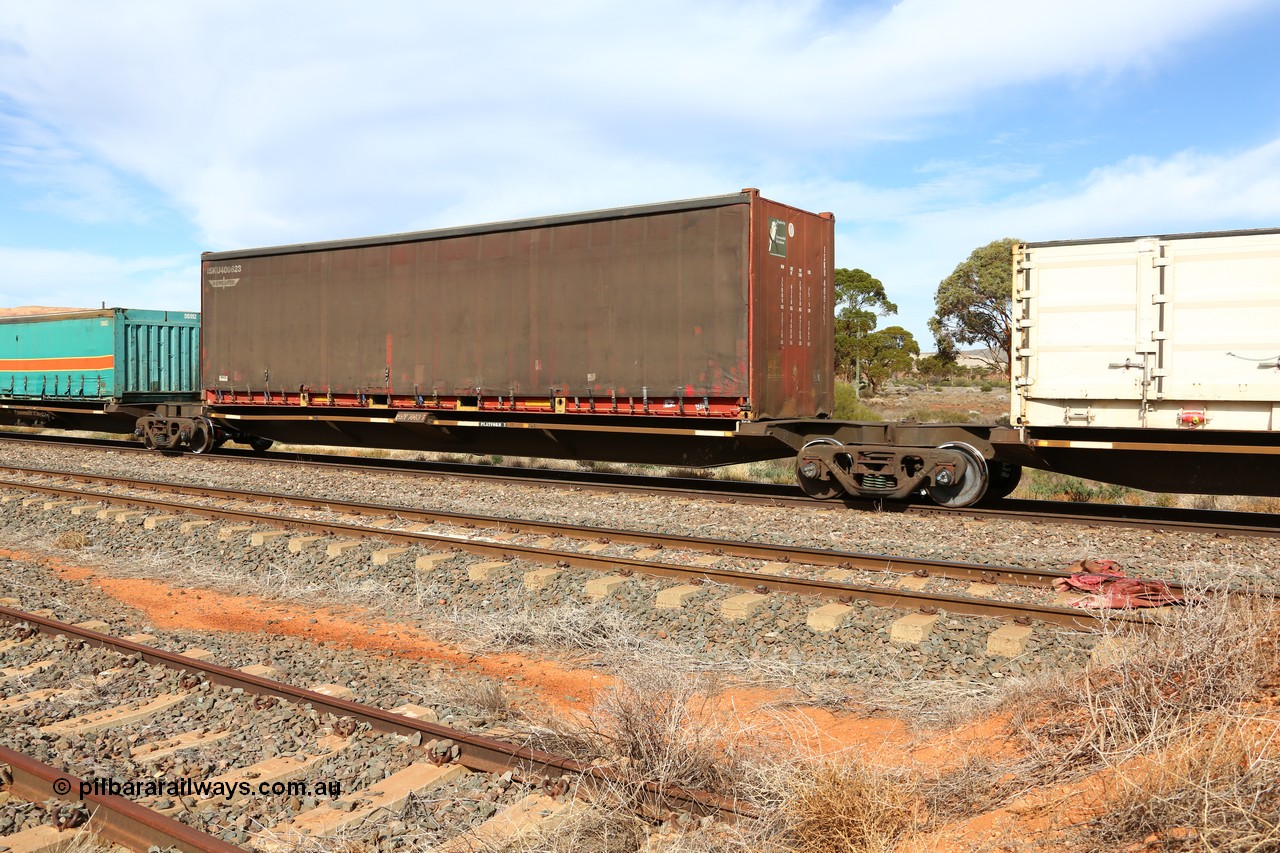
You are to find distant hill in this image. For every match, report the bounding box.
[917,347,1002,369]
[0,306,90,318]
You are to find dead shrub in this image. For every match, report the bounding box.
[511,663,782,823]
[54,529,90,550]
[1072,713,1280,851]
[916,753,1032,824]
[1008,580,1280,778]
[447,600,643,655]
[781,760,920,853]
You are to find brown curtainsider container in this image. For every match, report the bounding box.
[201,189,833,422]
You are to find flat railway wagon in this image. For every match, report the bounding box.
[142,189,843,464]
[86,205,1280,507]
[786,227,1280,505]
[0,308,200,434]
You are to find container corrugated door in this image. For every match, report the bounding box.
[1159,233,1280,402]
[1018,240,1156,402]
[121,318,137,394]
[747,195,835,419]
[118,311,199,397]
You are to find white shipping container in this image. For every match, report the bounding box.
[1013,230,1280,432]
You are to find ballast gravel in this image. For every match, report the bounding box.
[0,441,1272,696]
[0,625,535,848]
[3,477,1096,692]
[0,554,523,731]
[2,442,1276,588]
[4,441,1259,845]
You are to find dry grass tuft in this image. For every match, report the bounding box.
[916,753,1032,824]
[518,666,742,801]
[1073,712,1280,851]
[53,529,90,550]
[507,664,935,852]
[473,805,651,853]
[781,760,920,853]
[992,578,1280,848]
[586,671,738,796]
[249,824,375,852]
[861,677,1009,731]
[467,679,514,718]
[1008,582,1280,777]
[445,599,643,655]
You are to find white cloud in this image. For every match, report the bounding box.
[0,0,1267,249]
[0,112,153,224]
[0,247,197,311]
[0,0,1275,347]
[1017,142,1280,236]
[816,137,1280,344]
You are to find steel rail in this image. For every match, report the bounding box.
[2,430,1277,538]
[0,745,246,852]
[2,464,1088,589]
[0,605,748,820]
[0,476,1112,630]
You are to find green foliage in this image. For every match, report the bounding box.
[1015,470,1137,503]
[860,325,919,396]
[833,268,897,384]
[835,268,897,320]
[930,238,1019,375]
[980,382,993,392]
[833,381,883,421]
[745,460,797,484]
[915,353,957,386]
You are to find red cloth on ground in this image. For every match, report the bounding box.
[1052,559,1182,608]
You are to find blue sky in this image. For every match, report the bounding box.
[2,0,1279,345]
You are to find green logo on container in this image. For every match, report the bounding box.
[768,218,787,257]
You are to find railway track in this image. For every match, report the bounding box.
[0,454,1215,849]
[0,464,1174,638]
[2,430,1277,538]
[0,605,742,851]
[1,745,244,853]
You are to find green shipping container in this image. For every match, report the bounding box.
[0,308,200,402]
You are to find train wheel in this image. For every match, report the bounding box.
[983,462,1023,501]
[189,418,216,455]
[248,436,274,453]
[926,442,989,508]
[795,438,845,500]
[141,431,156,451]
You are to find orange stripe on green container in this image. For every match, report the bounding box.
[0,355,115,371]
